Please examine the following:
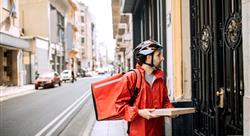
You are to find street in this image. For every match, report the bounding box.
[0,0,249,135]
[0,76,105,136]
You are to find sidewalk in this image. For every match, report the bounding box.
[90,120,128,136]
[0,84,35,102]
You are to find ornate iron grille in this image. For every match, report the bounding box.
[190,0,243,135]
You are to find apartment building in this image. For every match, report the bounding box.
[0,0,30,86]
[76,2,96,72]
[112,0,133,73]
[65,0,79,74]
[19,0,72,76]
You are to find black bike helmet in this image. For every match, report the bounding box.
[134,40,163,68]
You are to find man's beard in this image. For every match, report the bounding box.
[154,63,161,68]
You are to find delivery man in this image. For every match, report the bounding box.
[115,40,175,136]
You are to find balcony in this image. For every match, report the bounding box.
[67,0,78,11]
[117,23,127,36]
[116,36,123,44]
[68,47,79,58]
[72,24,78,32]
[115,44,126,52]
[0,32,29,49]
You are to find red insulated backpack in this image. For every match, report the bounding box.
[91,69,142,121]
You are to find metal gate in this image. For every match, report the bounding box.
[190,0,243,135]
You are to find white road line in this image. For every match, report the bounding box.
[35,90,90,136]
[45,91,91,136]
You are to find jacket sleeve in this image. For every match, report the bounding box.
[163,85,175,108]
[115,74,139,122]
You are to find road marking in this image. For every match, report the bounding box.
[35,90,91,136]
[45,91,91,136]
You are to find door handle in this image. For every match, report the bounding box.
[216,88,225,108]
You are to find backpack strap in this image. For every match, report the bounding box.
[129,69,142,106]
[127,69,142,134]
[127,69,137,98]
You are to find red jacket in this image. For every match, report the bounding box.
[115,65,174,136]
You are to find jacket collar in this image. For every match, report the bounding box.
[136,64,164,79]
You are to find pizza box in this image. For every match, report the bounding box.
[151,108,196,116]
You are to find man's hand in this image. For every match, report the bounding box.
[138,109,160,120]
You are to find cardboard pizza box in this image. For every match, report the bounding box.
[151,108,196,116]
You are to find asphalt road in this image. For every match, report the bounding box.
[0,76,104,136]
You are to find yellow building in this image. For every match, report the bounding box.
[19,0,72,75]
[65,0,79,74]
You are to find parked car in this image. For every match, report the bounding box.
[60,70,73,82]
[85,71,96,77]
[77,68,86,77]
[34,72,61,89]
[96,68,106,75]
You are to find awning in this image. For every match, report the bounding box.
[0,32,29,49]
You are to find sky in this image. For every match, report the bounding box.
[78,0,115,61]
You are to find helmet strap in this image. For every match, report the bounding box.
[143,62,154,67]
[143,54,157,70]
[151,53,154,67]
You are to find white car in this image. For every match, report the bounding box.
[60,70,73,82]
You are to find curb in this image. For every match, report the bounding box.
[81,111,96,136]
[0,88,37,102]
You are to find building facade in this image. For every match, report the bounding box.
[112,0,133,73]
[122,0,249,135]
[22,36,50,83]
[65,0,79,74]
[76,2,96,72]
[19,0,71,76]
[0,0,30,86]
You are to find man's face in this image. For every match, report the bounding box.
[153,49,164,68]
[145,49,164,68]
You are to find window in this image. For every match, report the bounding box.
[81,16,84,23]
[118,28,125,35]
[58,13,64,27]
[120,15,129,23]
[57,13,65,43]
[117,38,122,42]
[59,31,64,43]
[118,55,121,61]
[2,0,11,10]
[81,28,84,33]
[81,37,85,44]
